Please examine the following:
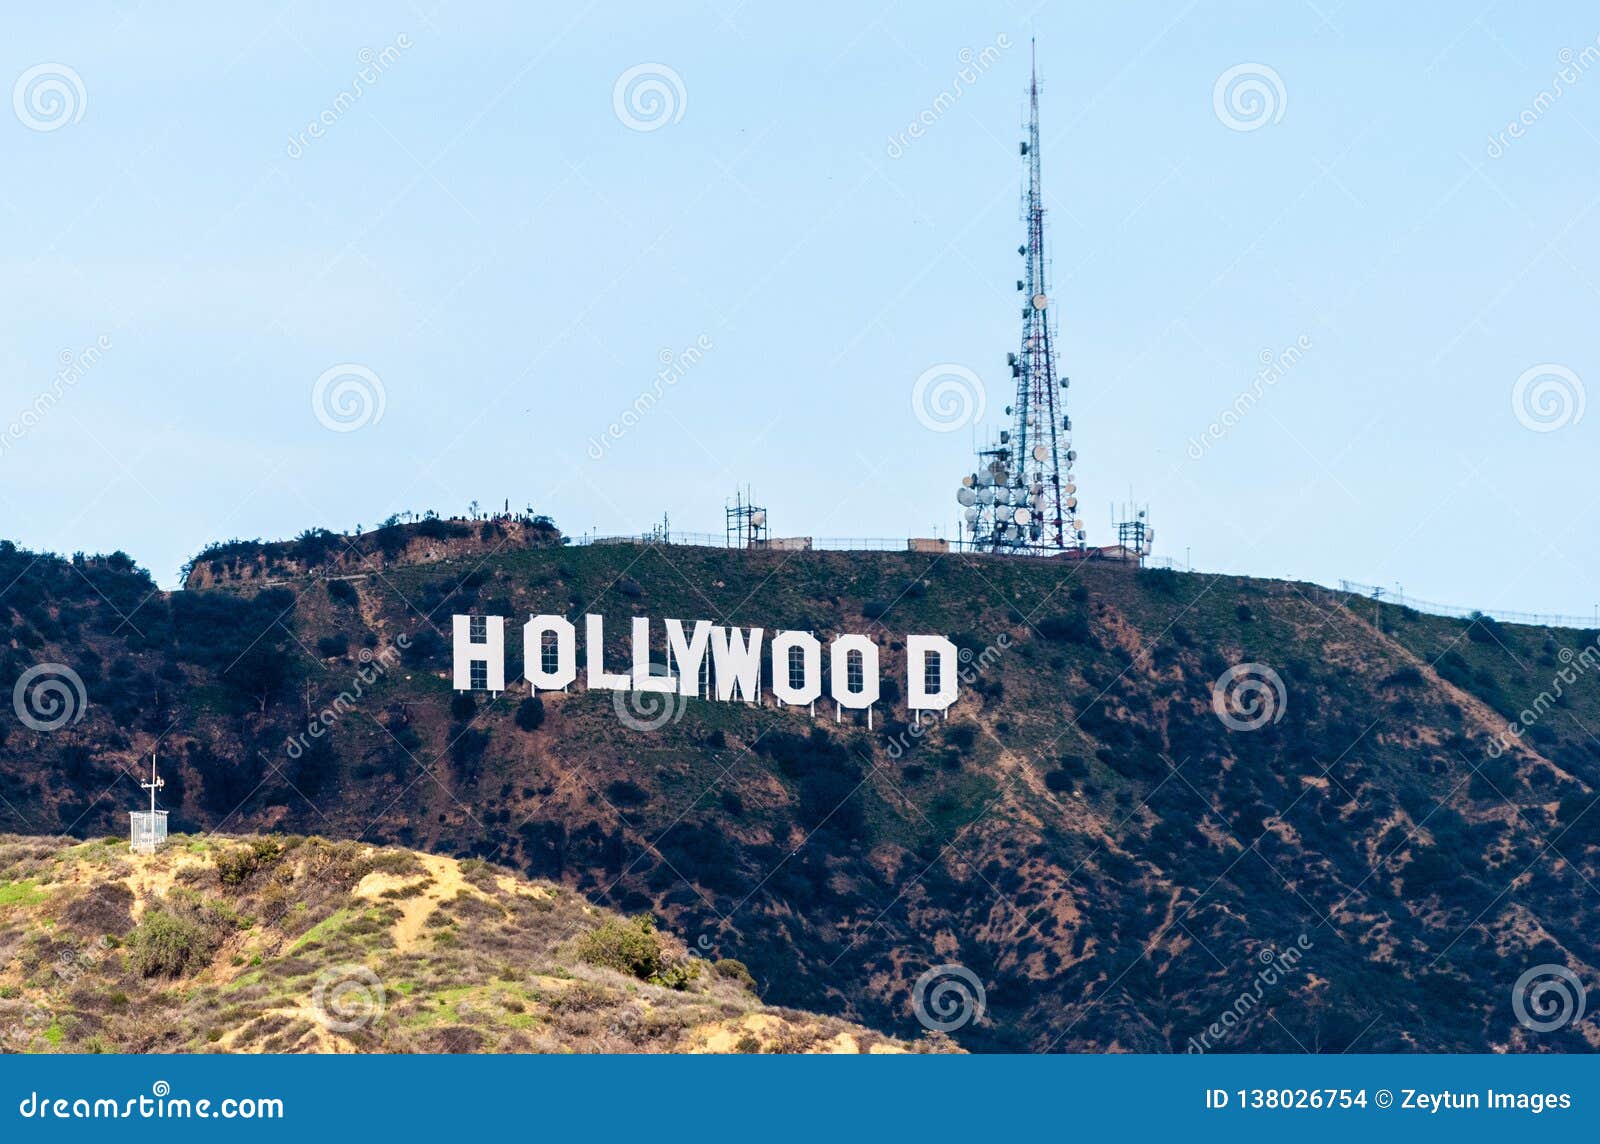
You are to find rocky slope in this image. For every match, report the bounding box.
[1,530,1597,1052]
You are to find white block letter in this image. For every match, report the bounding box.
[523,615,576,690]
[710,625,764,702]
[770,630,822,705]
[585,614,630,690]
[666,619,713,697]
[829,634,879,710]
[631,616,676,692]
[907,634,959,712]
[453,614,504,692]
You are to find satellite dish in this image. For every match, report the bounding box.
[962,507,979,523]
[961,474,975,488]
[1031,444,1049,462]
[1066,449,1078,462]
[1071,518,1084,531]
[995,505,1014,523]
[1076,530,1087,541]
[957,487,976,507]
[1014,507,1033,526]
[1063,482,1076,494]
[978,486,996,505]
[1004,524,1021,540]
[750,510,766,527]
[1064,496,1078,510]
[1032,293,1048,310]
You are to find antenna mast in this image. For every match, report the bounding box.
[957,41,1081,553]
[130,750,168,855]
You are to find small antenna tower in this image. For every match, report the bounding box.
[955,40,1081,554]
[725,488,768,550]
[1112,502,1155,565]
[129,751,168,855]
[647,511,671,544]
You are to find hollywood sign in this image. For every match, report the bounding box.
[452,614,959,722]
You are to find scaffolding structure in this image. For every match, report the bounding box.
[725,488,769,550]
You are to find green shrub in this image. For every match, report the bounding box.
[577,915,666,979]
[316,633,349,658]
[1038,613,1091,644]
[576,915,699,989]
[130,909,213,978]
[215,838,284,887]
[514,696,545,732]
[713,958,756,990]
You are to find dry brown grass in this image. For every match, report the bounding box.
[0,834,941,1055]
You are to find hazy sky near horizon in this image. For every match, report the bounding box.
[2,1,1597,613]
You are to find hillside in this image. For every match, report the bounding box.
[0,833,923,1053]
[1,530,1598,1052]
[181,513,560,590]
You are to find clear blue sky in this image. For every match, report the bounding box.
[2,1,1596,614]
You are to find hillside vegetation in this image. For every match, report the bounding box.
[0,833,924,1053]
[1,530,1598,1052]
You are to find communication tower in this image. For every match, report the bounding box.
[956,42,1081,554]
[1112,503,1155,564]
[726,488,768,550]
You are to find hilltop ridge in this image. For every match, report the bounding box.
[0,833,926,1053]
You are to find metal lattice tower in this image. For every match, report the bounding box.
[959,43,1082,553]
